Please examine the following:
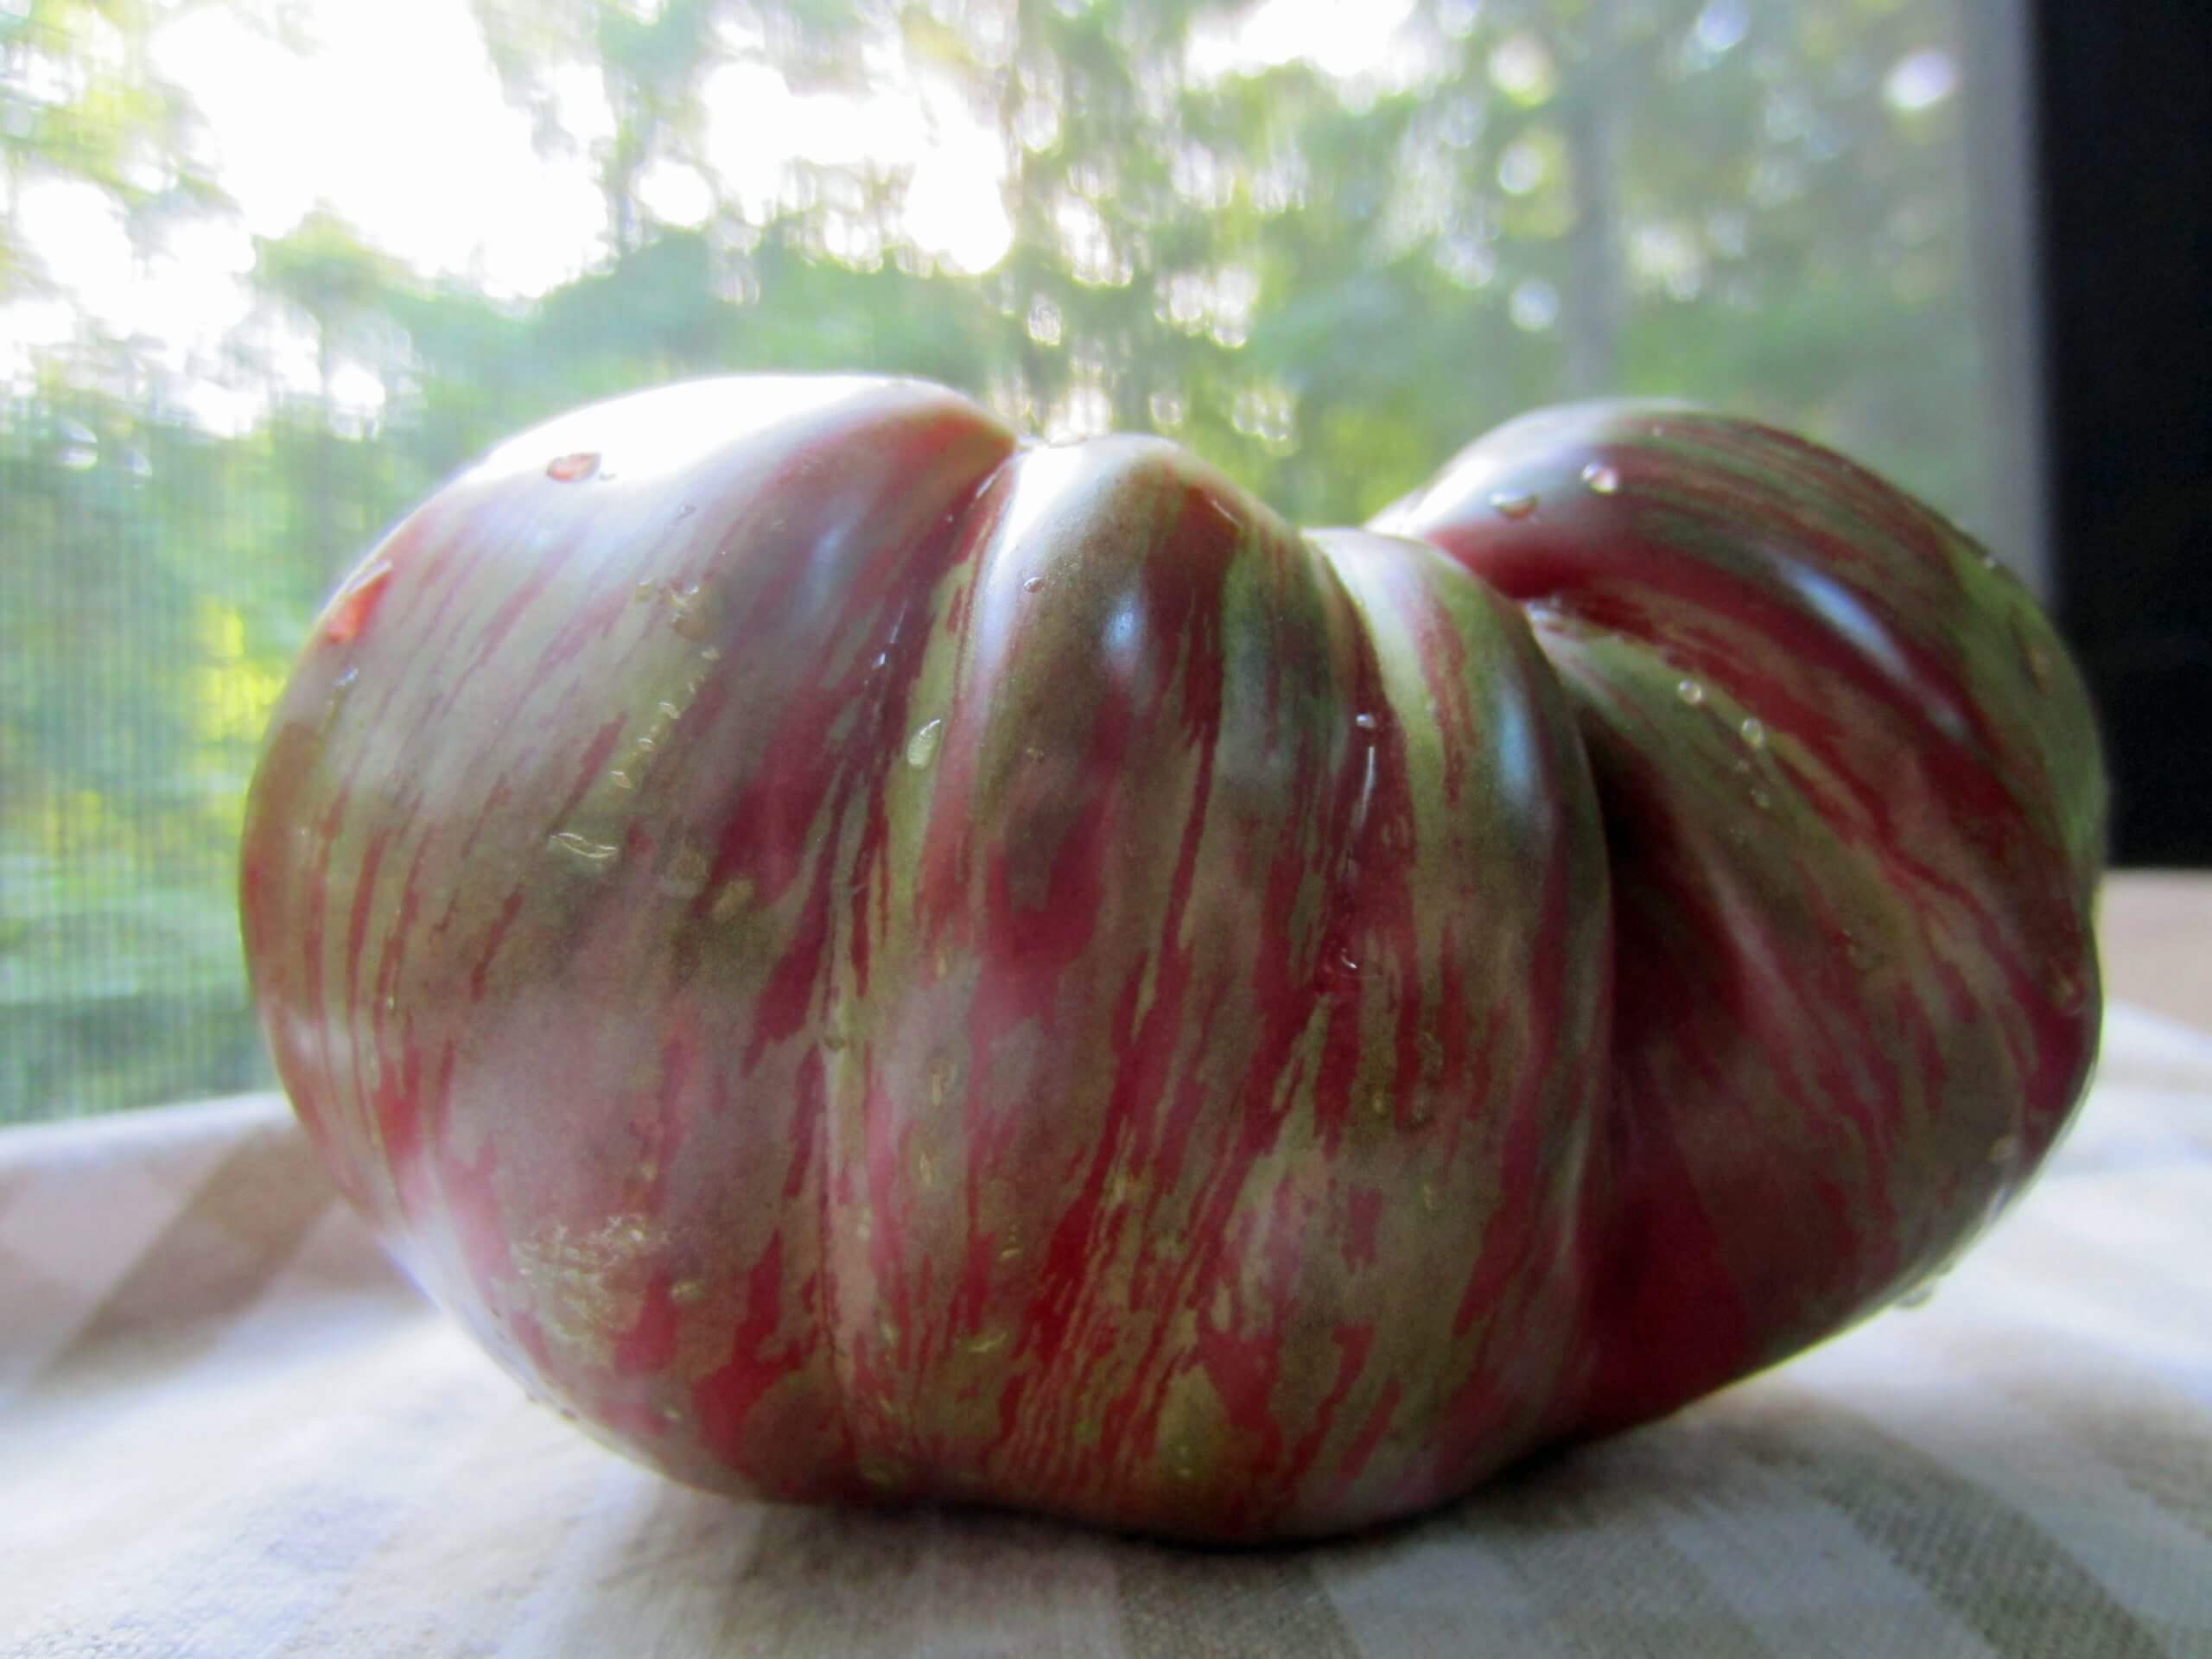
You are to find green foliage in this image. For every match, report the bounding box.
[1,0,1986,1121]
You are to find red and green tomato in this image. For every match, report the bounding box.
[240,378,2102,1541]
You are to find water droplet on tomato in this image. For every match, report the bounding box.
[1897,1283,1936,1310]
[1491,491,1539,520]
[1023,575,1046,594]
[1581,461,1621,495]
[1676,678,1707,706]
[547,830,620,870]
[324,562,395,643]
[546,451,600,482]
[668,584,712,640]
[906,718,944,768]
[1749,786,1773,811]
[633,580,658,603]
[1739,716,1767,748]
[1338,950,1361,975]
[1354,711,1379,731]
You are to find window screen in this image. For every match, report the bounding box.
[2,0,2001,1121]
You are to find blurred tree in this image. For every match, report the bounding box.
[0,0,1986,1119]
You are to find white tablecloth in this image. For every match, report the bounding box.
[4,1005,2210,1657]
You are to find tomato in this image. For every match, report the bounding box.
[240,378,2101,1541]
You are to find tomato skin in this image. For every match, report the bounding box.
[240,378,2100,1541]
[1377,404,2102,1431]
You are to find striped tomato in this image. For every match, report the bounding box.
[240,378,2102,1541]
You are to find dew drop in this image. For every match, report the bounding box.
[1491,491,1539,520]
[871,651,888,671]
[547,830,620,869]
[1897,1283,1936,1310]
[1749,786,1774,811]
[546,451,600,482]
[906,717,945,768]
[323,562,395,643]
[632,580,658,604]
[668,584,712,640]
[1338,950,1361,976]
[1354,711,1379,731]
[1676,678,1707,706]
[671,1277,709,1306]
[1581,461,1622,495]
[1739,716,1768,748]
[1022,575,1046,594]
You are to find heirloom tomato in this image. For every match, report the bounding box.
[241,378,2101,1541]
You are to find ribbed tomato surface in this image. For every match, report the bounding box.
[240,378,2101,1541]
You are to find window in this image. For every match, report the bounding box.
[3,0,2012,1121]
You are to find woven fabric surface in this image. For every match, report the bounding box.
[3,1003,2209,1659]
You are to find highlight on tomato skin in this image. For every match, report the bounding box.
[238,374,2103,1543]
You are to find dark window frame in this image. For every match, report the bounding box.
[2017,3,2212,865]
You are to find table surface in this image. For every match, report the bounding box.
[2,872,2207,1658]
[2100,870,2212,1033]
